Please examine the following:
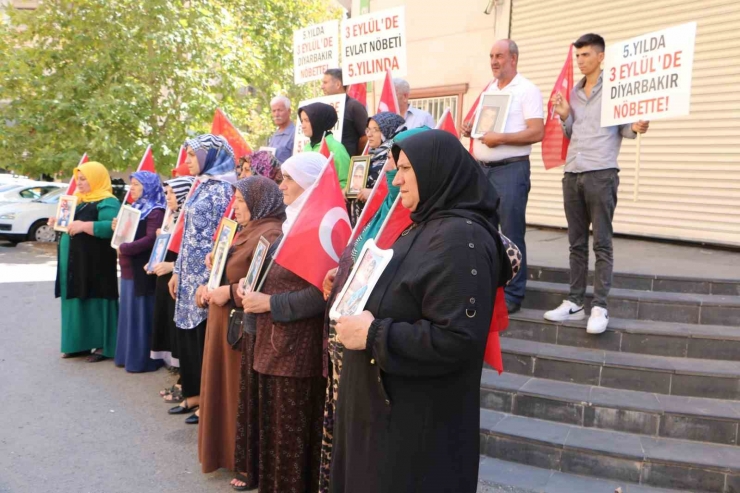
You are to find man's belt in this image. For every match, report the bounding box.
[479,156,530,168]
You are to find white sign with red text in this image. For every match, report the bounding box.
[294,20,339,84]
[292,94,346,155]
[341,6,407,85]
[602,22,696,126]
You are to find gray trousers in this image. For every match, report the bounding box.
[562,169,619,309]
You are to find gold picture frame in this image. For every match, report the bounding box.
[345,155,371,199]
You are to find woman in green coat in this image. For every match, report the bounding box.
[299,102,351,189]
[53,161,121,362]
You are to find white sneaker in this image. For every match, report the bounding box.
[544,300,586,322]
[587,307,609,334]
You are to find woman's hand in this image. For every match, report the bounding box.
[205,251,213,270]
[153,262,174,277]
[143,263,149,272]
[195,285,209,308]
[111,217,118,231]
[209,285,231,307]
[47,217,57,227]
[358,188,372,203]
[168,274,178,300]
[155,228,162,236]
[242,292,271,314]
[323,268,338,301]
[335,311,375,350]
[67,221,91,237]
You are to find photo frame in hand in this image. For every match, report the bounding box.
[240,236,271,295]
[345,155,371,199]
[471,93,512,138]
[147,233,171,273]
[111,205,142,249]
[207,218,238,291]
[53,195,78,233]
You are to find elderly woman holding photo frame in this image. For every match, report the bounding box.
[191,176,285,482]
[53,161,121,361]
[112,171,166,371]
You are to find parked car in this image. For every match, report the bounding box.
[0,187,63,243]
[0,181,64,207]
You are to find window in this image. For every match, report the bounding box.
[409,84,468,129]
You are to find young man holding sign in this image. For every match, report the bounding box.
[545,34,649,334]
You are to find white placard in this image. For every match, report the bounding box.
[293,20,339,84]
[601,22,696,127]
[292,94,346,155]
[341,6,407,86]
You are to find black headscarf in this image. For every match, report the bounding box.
[391,129,512,286]
[299,102,338,147]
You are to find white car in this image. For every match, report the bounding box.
[0,187,63,243]
[0,181,64,207]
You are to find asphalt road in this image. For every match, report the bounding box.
[0,241,531,493]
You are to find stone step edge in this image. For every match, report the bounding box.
[480,408,740,473]
[528,264,739,287]
[526,281,740,308]
[509,308,740,341]
[501,337,740,378]
[480,370,740,422]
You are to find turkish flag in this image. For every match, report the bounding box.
[485,288,508,373]
[167,181,200,254]
[66,153,89,195]
[172,146,189,177]
[347,83,367,109]
[542,44,574,170]
[318,135,331,158]
[374,195,412,250]
[211,108,252,160]
[274,154,351,290]
[348,170,388,245]
[376,69,400,115]
[124,145,156,204]
[463,80,495,153]
[435,108,458,137]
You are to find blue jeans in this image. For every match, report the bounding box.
[484,159,531,305]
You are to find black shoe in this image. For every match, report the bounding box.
[168,400,198,415]
[185,413,199,425]
[505,300,521,314]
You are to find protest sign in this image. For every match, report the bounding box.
[292,94,346,155]
[293,20,339,84]
[602,22,696,127]
[341,6,407,85]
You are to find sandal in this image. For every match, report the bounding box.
[159,385,180,397]
[231,473,251,491]
[86,353,108,363]
[163,388,184,403]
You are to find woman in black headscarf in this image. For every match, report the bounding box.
[299,102,350,189]
[330,130,511,493]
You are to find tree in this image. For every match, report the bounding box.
[0,0,342,176]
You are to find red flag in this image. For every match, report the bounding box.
[463,80,495,153]
[212,195,237,240]
[435,108,458,137]
[211,108,251,161]
[318,135,331,158]
[274,155,351,289]
[172,146,189,177]
[374,195,412,250]
[347,83,367,108]
[376,69,400,115]
[124,145,156,204]
[66,153,89,195]
[542,44,574,170]
[348,171,389,245]
[485,288,509,373]
[167,181,200,254]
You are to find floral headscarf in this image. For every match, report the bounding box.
[183,134,236,181]
[130,171,166,219]
[249,151,282,183]
[234,175,285,221]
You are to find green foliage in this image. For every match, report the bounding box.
[0,0,342,176]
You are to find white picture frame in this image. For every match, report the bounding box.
[472,92,512,138]
[207,218,238,291]
[146,233,171,273]
[111,205,142,249]
[240,236,271,294]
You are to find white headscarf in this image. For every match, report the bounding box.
[280,152,327,237]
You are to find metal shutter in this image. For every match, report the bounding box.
[511,0,740,247]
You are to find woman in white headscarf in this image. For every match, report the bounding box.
[235,152,327,493]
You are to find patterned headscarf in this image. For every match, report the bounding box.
[73,162,116,203]
[369,112,406,142]
[249,151,282,183]
[130,171,166,219]
[184,134,236,180]
[234,175,285,221]
[164,176,195,220]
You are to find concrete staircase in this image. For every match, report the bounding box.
[478,265,740,493]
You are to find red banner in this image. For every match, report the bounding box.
[435,108,458,137]
[376,69,400,115]
[374,195,412,250]
[347,83,367,109]
[172,146,189,177]
[542,44,574,170]
[211,108,251,161]
[348,171,388,245]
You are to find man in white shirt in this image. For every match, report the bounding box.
[393,78,436,129]
[462,39,544,313]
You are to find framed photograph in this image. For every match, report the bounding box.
[207,218,238,291]
[160,208,175,234]
[329,239,393,321]
[345,155,371,199]
[240,236,271,294]
[147,233,171,273]
[472,93,512,138]
[53,195,78,233]
[111,205,142,249]
[258,146,277,157]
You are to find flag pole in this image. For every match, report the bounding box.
[633,133,642,201]
[347,169,385,245]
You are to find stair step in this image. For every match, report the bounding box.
[505,308,740,360]
[478,456,687,493]
[522,281,740,327]
[501,338,740,400]
[480,370,740,446]
[528,265,740,296]
[480,409,740,492]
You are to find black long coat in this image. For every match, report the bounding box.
[330,216,499,493]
